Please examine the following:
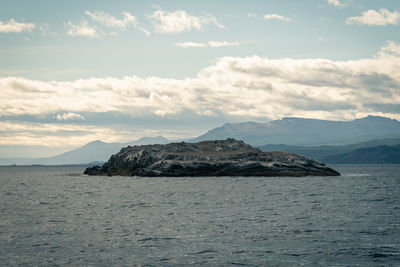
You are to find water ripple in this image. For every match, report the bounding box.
[0,165,399,266]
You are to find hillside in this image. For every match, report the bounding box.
[193,116,400,146]
[258,138,400,162]
[28,136,169,165]
[324,145,400,164]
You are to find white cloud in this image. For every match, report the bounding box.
[66,19,98,38]
[175,41,240,48]
[380,40,400,55]
[39,23,50,35]
[249,13,292,22]
[346,8,400,26]
[0,120,133,147]
[263,14,292,22]
[175,42,207,48]
[56,112,85,121]
[85,11,136,28]
[0,119,200,148]
[39,23,57,36]
[1,41,400,134]
[0,19,35,33]
[327,0,345,8]
[208,41,240,47]
[148,8,225,34]
[85,11,150,36]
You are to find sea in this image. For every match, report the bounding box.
[0,165,399,266]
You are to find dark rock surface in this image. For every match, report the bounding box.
[84,138,340,177]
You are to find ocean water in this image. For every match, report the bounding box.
[0,165,399,266]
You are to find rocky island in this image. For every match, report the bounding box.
[84,138,340,177]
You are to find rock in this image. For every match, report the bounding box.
[84,138,340,177]
[83,165,102,175]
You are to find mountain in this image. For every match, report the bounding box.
[29,140,120,165]
[192,116,400,146]
[259,138,400,161]
[3,116,400,165]
[323,145,400,164]
[130,136,169,145]
[28,136,169,165]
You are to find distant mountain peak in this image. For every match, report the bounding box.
[133,136,169,144]
[28,136,170,165]
[88,140,106,144]
[278,117,328,122]
[81,140,110,148]
[360,115,398,122]
[220,121,262,127]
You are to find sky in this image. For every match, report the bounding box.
[1,0,400,157]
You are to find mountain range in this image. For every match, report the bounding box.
[259,138,400,164]
[192,115,400,146]
[322,145,400,164]
[1,116,400,165]
[1,136,169,166]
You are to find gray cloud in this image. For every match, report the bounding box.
[364,103,400,114]
[2,49,399,119]
[224,57,400,91]
[1,41,400,146]
[288,97,357,111]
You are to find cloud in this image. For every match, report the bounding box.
[364,103,400,114]
[208,41,240,47]
[248,13,292,22]
[0,120,131,147]
[0,19,35,33]
[39,23,57,36]
[85,11,136,28]
[1,41,400,146]
[0,118,205,148]
[346,8,400,26]
[175,42,207,48]
[147,8,225,34]
[175,41,240,48]
[85,11,150,36]
[327,0,346,8]
[263,14,292,22]
[56,112,85,121]
[380,40,400,55]
[66,19,98,38]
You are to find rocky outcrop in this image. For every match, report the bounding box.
[84,138,340,177]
